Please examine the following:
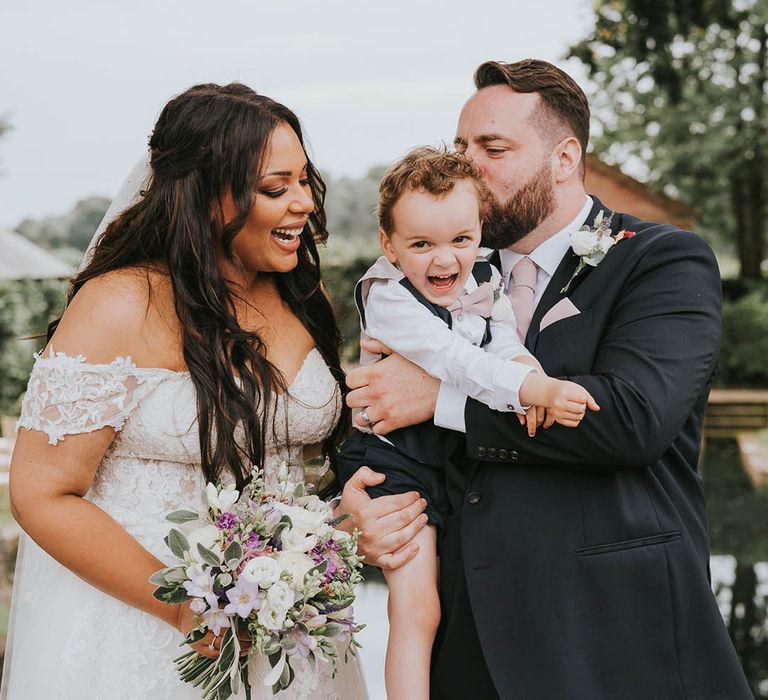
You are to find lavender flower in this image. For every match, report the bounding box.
[215,512,238,530]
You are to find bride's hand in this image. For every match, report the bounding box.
[174,602,250,659]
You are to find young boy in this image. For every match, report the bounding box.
[336,147,598,700]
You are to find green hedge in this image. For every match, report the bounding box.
[717,285,768,387]
[0,279,68,420]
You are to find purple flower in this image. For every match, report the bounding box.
[245,531,261,549]
[285,626,317,658]
[216,512,238,530]
[310,541,347,583]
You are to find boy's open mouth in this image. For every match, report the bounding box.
[428,273,458,291]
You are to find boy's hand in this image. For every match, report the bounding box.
[517,405,547,437]
[544,380,600,427]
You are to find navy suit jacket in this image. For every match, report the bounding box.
[436,198,752,699]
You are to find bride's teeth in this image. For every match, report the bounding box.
[272,228,300,239]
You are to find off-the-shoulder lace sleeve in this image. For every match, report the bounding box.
[17,349,166,445]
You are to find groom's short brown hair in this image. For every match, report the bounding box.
[475,59,590,175]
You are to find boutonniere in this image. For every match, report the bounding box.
[561,210,636,294]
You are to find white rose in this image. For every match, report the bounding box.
[569,229,599,257]
[257,601,286,631]
[278,551,315,589]
[241,556,282,588]
[266,580,296,612]
[205,483,239,512]
[186,525,222,559]
[598,235,617,255]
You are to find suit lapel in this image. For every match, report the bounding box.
[524,197,617,352]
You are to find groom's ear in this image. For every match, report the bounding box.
[379,228,398,263]
[553,136,582,184]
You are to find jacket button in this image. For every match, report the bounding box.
[487,447,497,458]
[510,450,520,461]
[467,492,481,505]
[476,446,487,457]
[498,448,509,459]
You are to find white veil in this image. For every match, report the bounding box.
[79,153,152,270]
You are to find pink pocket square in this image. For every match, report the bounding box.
[540,297,580,331]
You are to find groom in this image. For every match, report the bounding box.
[344,59,752,699]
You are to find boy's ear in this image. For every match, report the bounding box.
[379,228,398,264]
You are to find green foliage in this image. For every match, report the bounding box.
[323,166,385,264]
[15,196,110,255]
[321,255,379,363]
[718,285,768,387]
[0,279,67,418]
[570,0,768,279]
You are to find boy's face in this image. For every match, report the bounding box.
[380,180,482,306]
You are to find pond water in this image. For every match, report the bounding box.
[353,438,768,699]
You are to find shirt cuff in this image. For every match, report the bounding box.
[490,363,536,414]
[435,381,467,433]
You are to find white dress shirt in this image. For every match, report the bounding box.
[434,196,593,432]
[362,257,536,415]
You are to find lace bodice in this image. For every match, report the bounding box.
[18,348,341,556]
[8,348,364,700]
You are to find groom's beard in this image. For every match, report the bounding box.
[481,161,556,249]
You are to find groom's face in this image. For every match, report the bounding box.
[455,86,556,248]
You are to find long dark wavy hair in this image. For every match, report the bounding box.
[49,83,348,493]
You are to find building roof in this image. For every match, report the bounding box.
[585,154,695,224]
[0,228,73,281]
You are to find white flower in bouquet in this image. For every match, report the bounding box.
[281,524,318,553]
[257,601,288,631]
[205,483,239,512]
[202,604,231,636]
[186,524,222,560]
[278,551,315,589]
[223,577,262,618]
[183,564,218,606]
[266,580,296,612]
[241,556,281,588]
[272,500,328,534]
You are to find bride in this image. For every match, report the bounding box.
[1,83,370,699]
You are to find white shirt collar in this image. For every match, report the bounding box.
[499,196,593,286]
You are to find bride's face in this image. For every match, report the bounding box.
[222,123,314,276]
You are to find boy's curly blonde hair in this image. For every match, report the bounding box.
[377,146,492,234]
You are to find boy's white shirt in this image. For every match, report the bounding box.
[435,195,594,433]
[359,255,536,416]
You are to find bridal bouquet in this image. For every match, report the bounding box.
[151,464,365,699]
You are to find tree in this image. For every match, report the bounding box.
[15,196,110,258]
[570,0,767,279]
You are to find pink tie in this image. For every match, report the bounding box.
[509,257,537,342]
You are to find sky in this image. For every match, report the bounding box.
[0,0,594,229]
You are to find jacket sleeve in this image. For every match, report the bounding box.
[464,230,722,470]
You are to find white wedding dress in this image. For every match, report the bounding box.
[1,348,369,700]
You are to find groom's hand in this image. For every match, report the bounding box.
[334,466,428,570]
[346,339,440,434]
